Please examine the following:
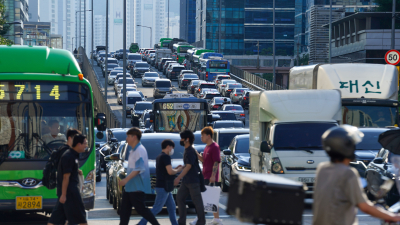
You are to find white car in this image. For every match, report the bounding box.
[117,87,137,105]
[222,83,243,97]
[218,80,237,93]
[114,78,136,95]
[141,72,160,87]
[125,91,147,117]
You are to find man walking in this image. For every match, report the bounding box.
[138,139,183,225]
[48,134,89,225]
[193,127,222,225]
[175,130,206,225]
[118,127,159,225]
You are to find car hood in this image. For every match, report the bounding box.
[148,159,184,174]
[235,153,250,166]
[133,110,144,115]
[144,77,158,81]
[354,150,379,160]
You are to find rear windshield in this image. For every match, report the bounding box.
[219,132,248,150]
[191,80,201,85]
[200,83,215,89]
[135,104,152,110]
[274,123,336,150]
[215,98,230,104]
[162,59,173,63]
[205,93,221,99]
[107,64,119,69]
[173,67,185,71]
[110,71,120,75]
[235,89,247,93]
[213,112,236,120]
[128,55,141,60]
[184,75,198,79]
[136,63,149,68]
[224,105,243,111]
[128,97,142,104]
[222,80,236,84]
[118,79,134,84]
[156,81,171,88]
[218,76,230,80]
[108,59,118,64]
[228,84,242,89]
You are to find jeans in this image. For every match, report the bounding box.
[176,183,205,225]
[138,187,178,225]
[119,191,160,225]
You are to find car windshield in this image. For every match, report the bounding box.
[184,75,198,79]
[235,89,247,93]
[235,138,249,153]
[136,63,149,68]
[156,81,171,88]
[224,105,243,111]
[356,131,386,150]
[274,123,336,150]
[145,73,159,77]
[219,132,249,150]
[342,106,397,128]
[111,131,127,142]
[205,93,221,99]
[128,97,142,104]
[141,136,185,159]
[128,55,141,60]
[120,88,136,94]
[135,104,152,110]
[213,112,236,120]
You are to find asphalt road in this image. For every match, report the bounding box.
[0,59,380,225]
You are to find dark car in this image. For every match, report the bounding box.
[95,128,109,182]
[153,79,173,99]
[239,90,251,109]
[209,97,232,111]
[212,120,244,129]
[356,128,389,166]
[99,128,130,170]
[163,61,177,75]
[187,80,202,94]
[221,134,250,192]
[103,64,120,77]
[195,82,216,97]
[179,74,199,89]
[106,133,196,214]
[131,101,153,126]
[211,111,238,122]
[158,58,173,71]
[131,62,150,78]
[167,65,185,80]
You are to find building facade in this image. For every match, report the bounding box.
[4,0,29,45]
[94,15,106,47]
[180,0,196,43]
[133,0,165,49]
[28,0,40,22]
[23,22,50,46]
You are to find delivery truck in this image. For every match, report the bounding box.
[289,63,399,127]
[249,89,342,198]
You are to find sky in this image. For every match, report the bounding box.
[93,0,179,16]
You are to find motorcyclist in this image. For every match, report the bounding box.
[313,125,400,225]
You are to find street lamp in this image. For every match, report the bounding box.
[137,25,152,48]
[75,9,92,50]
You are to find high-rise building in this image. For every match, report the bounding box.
[133,0,166,49]
[180,0,196,43]
[4,0,29,45]
[94,15,106,47]
[108,0,134,51]
[28,0,41,22]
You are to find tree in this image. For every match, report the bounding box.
[0,0,13,45]
[375,0,400,12]
[294,53,309,66]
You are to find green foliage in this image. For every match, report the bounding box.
[0,0,13,45]
[294,53,309,66]
[374,0,400,12]
[262,73,274,81]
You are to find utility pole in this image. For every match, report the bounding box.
[392,0,396,49]
[257,41,260,69]
[84,0,86,53]
[91,0,94,66]
[272,0,276,89]
[168,0,170,38]
[105,0,109,102]
[122,0,127,128]
[297,42,300,66]
[329,0,332,63]
[79,0,81,47]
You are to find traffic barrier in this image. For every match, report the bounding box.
[79,47,121,128]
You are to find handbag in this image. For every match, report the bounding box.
[195,154,207,192]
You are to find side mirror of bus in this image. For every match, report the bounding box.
[207,114,213,123]
[95,113,107,131]
[149,114,155,123]
[260,141,271,153]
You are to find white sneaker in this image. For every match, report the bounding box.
[207,218,223,225]
[189,217,198,225]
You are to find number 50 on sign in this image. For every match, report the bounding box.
[385,50,400,65]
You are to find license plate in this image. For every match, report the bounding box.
[16,196,42,210]
[298,177,315,183]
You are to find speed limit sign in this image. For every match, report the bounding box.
[385,50,400,65]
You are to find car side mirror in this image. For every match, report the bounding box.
[223,149,232,155]
[110,153,120,161]
[260,141,271,153]
[95,143,100,148]
[111,138,118,143]
[95,113,107,131]
[96,132,104,140]
[373,157,384,164]
[104,155,112,162]
[150,113,155,123]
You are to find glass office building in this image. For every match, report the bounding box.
[180,0,197,43]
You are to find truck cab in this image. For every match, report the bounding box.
[249,90,342,198]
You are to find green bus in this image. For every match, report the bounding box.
[0,46,106,213]
[191,49,215,74]
[160,38,173,49]
[172,44,194,63]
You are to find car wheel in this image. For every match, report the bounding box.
[116,193,121,215]
[221,171,229,192]
[96,170,101,182]
[112,191,117,209]
[106,182,110,200]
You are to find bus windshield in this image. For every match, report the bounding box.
[0,82,93,160]
[155,109,207,132]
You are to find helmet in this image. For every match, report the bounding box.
[321,125,364,158]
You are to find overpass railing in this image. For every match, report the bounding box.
[79,47,121,128]
[230,65,285,91]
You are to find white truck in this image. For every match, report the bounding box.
[155,49,172,66]
[289,63,399,127]
[249,89,342,198]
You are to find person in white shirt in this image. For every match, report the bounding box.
[42,120,67,144]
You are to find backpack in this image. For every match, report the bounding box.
[42,145,70,189]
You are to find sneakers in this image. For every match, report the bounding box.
[189,217,198,225]
[207,218,223,225]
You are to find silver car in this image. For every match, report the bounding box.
[230,88,249,104]
[142,72,160,87]
[218,80,237,93]
[221,104,246,125]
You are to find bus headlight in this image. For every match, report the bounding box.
[82,170,95,198]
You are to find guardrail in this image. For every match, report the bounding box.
[79,47,121,128]
[230,65,285,90]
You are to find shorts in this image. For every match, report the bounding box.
[48,188,87,225]
[204,179,221,187]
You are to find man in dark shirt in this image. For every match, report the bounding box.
[138,139,183,225]
[48,134,88,225]
[175,130,205,225]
